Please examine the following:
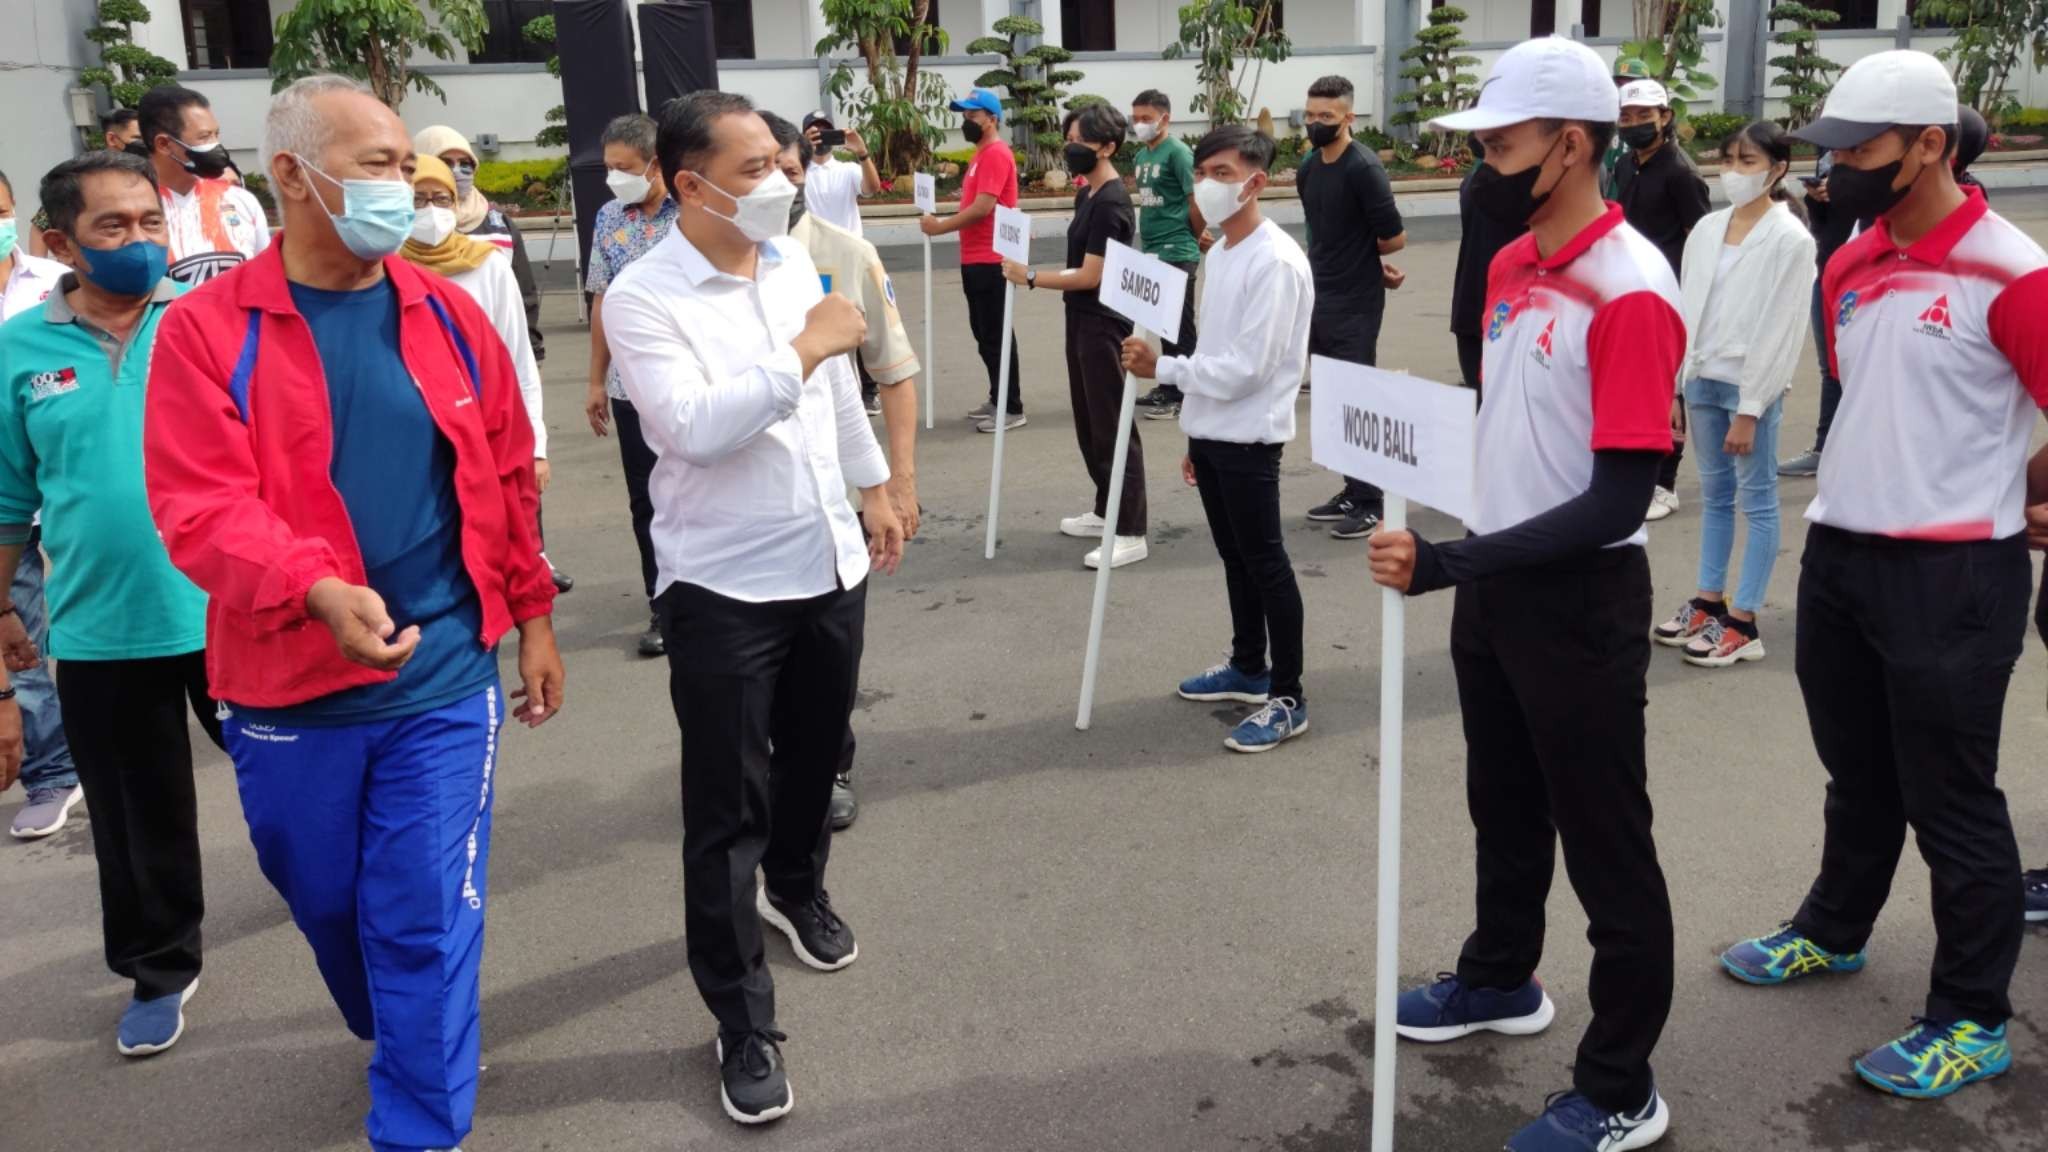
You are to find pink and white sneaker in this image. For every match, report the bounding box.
[1683,617,1765,668]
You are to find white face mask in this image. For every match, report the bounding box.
[411,204,457,246]
[1131,121,1160,144]
[693,167,798,243]
[607,162,654,206]
[1193,177,1251,228]
[1719,168,1772,208]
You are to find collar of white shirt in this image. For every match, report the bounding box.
[663,223,791,287]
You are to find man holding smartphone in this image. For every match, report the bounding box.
[800,111,881,237]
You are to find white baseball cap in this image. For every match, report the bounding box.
[1793,49,1958,150]
[1433,37,1621,132]
[1619,79,1670,109]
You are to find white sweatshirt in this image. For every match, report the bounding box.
[1159,217,1315,444]
[444,249,547,456]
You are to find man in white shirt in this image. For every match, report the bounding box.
[799,110,881,236]
[1121,126,1315,755]
[601,90,904,1127]
[138,85,269,285]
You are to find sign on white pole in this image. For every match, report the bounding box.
[983,205,1031,560]
[1308,358,1475,1152]
[916,174,936,430]
[1099,240,1187,346]
[1075,242,1189,730]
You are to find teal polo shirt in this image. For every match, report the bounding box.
[0,275,207,661]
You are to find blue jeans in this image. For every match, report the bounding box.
[14,543,76,792]
[226,684,502,1152]
[1687,379,1784,615]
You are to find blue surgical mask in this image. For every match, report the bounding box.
[298,157,415,260]
[74,238,168,297]
[0,219,16,262]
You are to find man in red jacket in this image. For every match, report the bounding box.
[144,74,563,1152]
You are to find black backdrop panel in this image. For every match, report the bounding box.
[638,0,722,117]
[553,0,643,284]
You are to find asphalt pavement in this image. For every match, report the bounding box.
[6,193,2048,1152]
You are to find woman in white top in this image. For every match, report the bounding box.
[1654,121,1815,667]
[401,154,550,545]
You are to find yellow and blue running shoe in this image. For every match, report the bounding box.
[1718,923,1866,985]
[1854,1018,2011,1099]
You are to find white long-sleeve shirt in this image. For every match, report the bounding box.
[1677,201,1816,417]
[602,228,889,603]
[1158,218,1315,444]
[443,250,546,456]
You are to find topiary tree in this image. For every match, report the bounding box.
[817,0,952,180]
[523,14,568,150]
[1392,6,1480,158]
[969,15,1089,173]
[1623,0,1723,119]
[81,0,181,110]
[271,0,487,110]
[1768,2,1842,129]
[1164,1,1291,127]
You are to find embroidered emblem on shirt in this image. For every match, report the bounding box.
[1915,294,1953,340]
[28,367,78,400]
[1530,317,1556,369]
[1486,300,1512,342]
[1836,290,1859,330]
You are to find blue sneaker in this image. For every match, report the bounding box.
[1223,697,1306,753]
[1506,1087,1670,1151]
[117,977,197,1057]
[1395,972,1555,1043]
[1854,1018,2011,1099]
[2024,867,2048,923]
[1177,661,1270,704]
[1719,923,1866,985]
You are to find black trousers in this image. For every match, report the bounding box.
[1455,329,1484,403]
[1310,298,1384,511]
[1189,438,1304,702]
[610,396,660,605]
[1066,309,1146,535]
[58,650,224,1001]
[1808,282,1843,453]
[661,578,866,1034]
[961,263,1022,413]
[1155,259,1201,400]
[1790,526,2028,1025]
[1450,547,1672,1113]
[1657,421,1686,492]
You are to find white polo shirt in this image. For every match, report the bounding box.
[601,227,889,604]
[803,157,866,236]
[1,252,66,322]
[1811,187,2048,540]
[1474,204,1684,547]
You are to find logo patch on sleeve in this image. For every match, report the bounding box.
[28,367,79,401]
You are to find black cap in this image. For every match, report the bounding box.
[802,110,834,131]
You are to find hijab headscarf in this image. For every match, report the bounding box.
[413,125,491,233]
[401,155,498,276]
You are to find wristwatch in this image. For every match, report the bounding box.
[1026,269,1037,290]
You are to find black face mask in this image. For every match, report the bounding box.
[962,119,986,144]
[1064,142,1102,175]
[1468,132,1564,227]
[1826,154,1917,221]
[177,140,233,179]
[1305,122,1341,150]
[788,190,807,230]
[1619,122,1662,152]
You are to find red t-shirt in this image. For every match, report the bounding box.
[958,140,1019,266]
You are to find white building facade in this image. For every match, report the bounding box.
[5,0,2047,216]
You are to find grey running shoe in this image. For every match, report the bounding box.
[11,784,82,840]
[1778,449,1822,477]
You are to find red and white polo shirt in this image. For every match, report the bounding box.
[1813,187,2048,540]
[1475,204,1685,546]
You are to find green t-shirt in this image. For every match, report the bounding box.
[1134,135,1201,264]
[0,279,208,661]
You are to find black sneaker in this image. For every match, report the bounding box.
[863,391,882,416]
[828,773,857,832]
[758,887,858,971]
[715,1028,793,1125]
[638,615,665,658]
[1142,400,1180,421]
[543,553,574,594]
[1139,385,1173,408]
[1330,510,1381,539]
[1306,488,1361,522]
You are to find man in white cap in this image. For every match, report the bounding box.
[1719,48,2048,1101]
[1366,36,1681,1151]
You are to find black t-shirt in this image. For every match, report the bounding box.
[1299,141,1405,307]
[1615,142,1710,275]
[1065,177,1135,321]
[1451,165,1527,336]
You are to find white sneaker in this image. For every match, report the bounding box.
[1644,486,1680,522]
[1060,512,1106,538]
[1084,536,1149,569]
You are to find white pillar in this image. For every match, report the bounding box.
[1036,0,1062,46]
[141,0,190,72]
[1356,0,1385,43]
[1557,0,1585,36]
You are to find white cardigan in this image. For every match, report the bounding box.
[443,250,547,457]
[1677,200,1817,417]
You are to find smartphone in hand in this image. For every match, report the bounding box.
[819,128,849,148]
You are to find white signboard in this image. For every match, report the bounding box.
[913,173,937,213]
[1308,358,1476,522]
[1099,240,1188,346]
[993,204,1031,263]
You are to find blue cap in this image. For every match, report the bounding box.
[948,88,1003,121]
